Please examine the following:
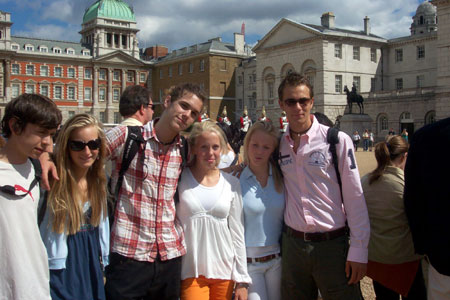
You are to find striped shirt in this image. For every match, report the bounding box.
[106,120,186,262]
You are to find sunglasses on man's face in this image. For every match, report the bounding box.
[68,139,101,151]
[284,98,312,107]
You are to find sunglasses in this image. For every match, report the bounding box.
[69,139,101,151]
[284,98,312,107]
[146,103,154,110]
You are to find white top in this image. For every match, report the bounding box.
[176,168,251,283]
[0,160,51,300]
[218,150,236,169]
[189,172,223,211]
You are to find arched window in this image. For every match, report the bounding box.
[377,114,388,132]
[425,110,436,125]
[280,63,294,80]
[419,16,424,25]
[262,67,275,105]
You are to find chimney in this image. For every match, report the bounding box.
[321,12,335,29]
[234,32,245,55]
[364,16,370,35]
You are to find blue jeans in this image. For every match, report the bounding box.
[363,139,369,151]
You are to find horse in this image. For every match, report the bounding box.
[344,85,364,114]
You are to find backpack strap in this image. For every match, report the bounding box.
[29,158,47,226]
[326,127,343,202]
[174,135,189,204]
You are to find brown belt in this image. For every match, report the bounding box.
[247,253,280,264]
[284,226,348,242]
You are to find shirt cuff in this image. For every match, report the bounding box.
[347,246,368,264]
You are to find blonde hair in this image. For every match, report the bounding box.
[243,121,284,193]
[48,114,107,234]
[188,120,227,166]
[368,135,408,184]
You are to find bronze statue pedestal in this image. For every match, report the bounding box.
[339,113,373,138]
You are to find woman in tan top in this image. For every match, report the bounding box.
[361,135,426,299]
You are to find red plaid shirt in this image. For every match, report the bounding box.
[106,120,186,262]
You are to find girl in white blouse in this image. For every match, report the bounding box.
[177,120,251,300]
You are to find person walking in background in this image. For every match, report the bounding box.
[352,131,361,151]
[401,129,408,143]
[239,121,285,300]
[177,121,251,300]
[369,130,374,151]
[362,129,370,151]
[40,114,110,300]
[361,136,426,299]
[404,117,450,300]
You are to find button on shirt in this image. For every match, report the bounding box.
[280,116,370,263]
[106,120,186,262]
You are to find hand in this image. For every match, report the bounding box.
[39,152,58,190]
[345,261,367,285]
[234,285,248,300]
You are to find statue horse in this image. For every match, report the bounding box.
[344,85,364,114]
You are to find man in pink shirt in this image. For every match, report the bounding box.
[278,72,370,300]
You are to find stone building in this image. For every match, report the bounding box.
[0,0,149,123]
[248,1,444,139]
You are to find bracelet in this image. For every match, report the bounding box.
[236,283,249,289]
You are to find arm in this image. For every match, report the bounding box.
[39,152,58,191]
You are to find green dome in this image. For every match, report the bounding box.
[83,0,136,24]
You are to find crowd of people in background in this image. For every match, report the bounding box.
[1,72,449,300]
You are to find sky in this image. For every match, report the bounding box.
[2,0,425,50]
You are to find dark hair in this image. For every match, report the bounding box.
[169,83,206,105]
[119,85,152,117]
[278,72,314,101]
[368,135,409,184]
[1,93,62,138]
[314,112,334,127]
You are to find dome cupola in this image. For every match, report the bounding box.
[83,0,135,24]
[411,1,437,35]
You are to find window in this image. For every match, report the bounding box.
[238,75,243,84]
[353,76,361,92]
[113,70,120,81]
[127,71,134,82]
[113,89,120,101]
[40,85,49,97]
[219,59,226,71]
[84,87,92,100]
[40,65,49,76]
[417,75,425,88]
[168,66,172,77]
[371,48,377,62]
[54,86,62,99]
[12,84,20,98]
[99,88,106,101]
[26,65,34,75]
[335,75,342,93]
[68,111,75,119]
[54,67,62,77]
[199,83,205,91]
[53,47,61,54]
[425,111,436,125]
[379,116,388,131]
[189,62,193,73]
[99,112,106,123]
[334,44,342,58]
[99,69,106,80]
[159,89,163,102]
[237,99,243,110]
[68,86,75,100]
[85,68,92,79]
[353,46,360,60]
[26,84,35,94]
[82,50,90,56]
[25,44,34,51]
[11,64,20,74]
[39,47,48,53]
[68,68,75,78]
[11,44,19,51]
[395,49,403,62]
[371,78,377,92]
[140,73,146,82]
[417,45,425,59]
[159,69,163,79]
[67,49,75,55]
[200,59,205,72]
[114,112,121,124]
[268,82,274,98]
[178,64,183,75]
[396,78,403,90]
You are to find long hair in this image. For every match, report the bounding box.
[368,135,408,185]
[243,121,284,193]
[188,120,227,166]
[48,114,107,234]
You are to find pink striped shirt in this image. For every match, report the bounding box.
[280,116,370,263]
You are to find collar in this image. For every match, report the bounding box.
[384,165,404,178]
[242,164,273,180]
[145,118,181,145]
[121,117,143,127]
[284,115,317,143]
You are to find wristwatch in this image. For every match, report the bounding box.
[236,283,249,289]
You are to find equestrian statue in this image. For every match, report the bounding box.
[344,84,364,114]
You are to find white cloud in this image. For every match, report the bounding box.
[15,24,80,42]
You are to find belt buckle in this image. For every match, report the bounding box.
[304,232,311,242]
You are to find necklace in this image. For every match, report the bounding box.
[289,128,305,137]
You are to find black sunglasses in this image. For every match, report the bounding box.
[69,139,101,151]
[284,98,312,107]
[146,103,154,110]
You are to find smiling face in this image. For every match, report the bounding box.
[68,125,99,174]
[164,92,203,133]
[191,131,222,170]
[278,84,314,132]
[247,129,276,169]
[11,122,56,161]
